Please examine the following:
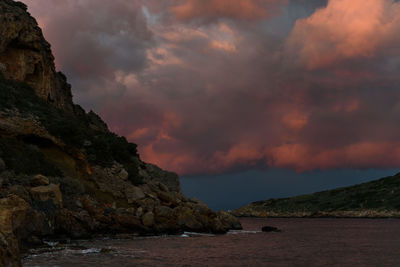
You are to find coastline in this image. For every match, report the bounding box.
[231,210,400,219]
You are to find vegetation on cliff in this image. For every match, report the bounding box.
[0,73,142,184]
[232,173,400,217]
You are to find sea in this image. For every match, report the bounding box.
[23,218,400,266]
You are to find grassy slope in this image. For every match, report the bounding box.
[233,173,400,217]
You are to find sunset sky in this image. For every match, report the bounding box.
[21,0,400,209]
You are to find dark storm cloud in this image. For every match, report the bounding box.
[23,0,152,107]
[21,0,400,174]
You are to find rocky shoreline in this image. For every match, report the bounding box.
[231,208,400,219]
[0,1,241,266]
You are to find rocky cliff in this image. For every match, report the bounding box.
[0,1,241,266]
[0,0,73,111]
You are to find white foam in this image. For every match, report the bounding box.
[227,230,261,235]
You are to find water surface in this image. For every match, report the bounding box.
[23,218,400,266]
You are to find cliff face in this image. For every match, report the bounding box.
[0,1,241,266]
[0,0,73,111]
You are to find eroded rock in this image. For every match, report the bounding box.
[30,184,63,208]
[0,0,74,111]
[0,195,31,267]
[30,174,49,187]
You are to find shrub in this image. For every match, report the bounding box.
[0,137,63,176]
[0,74,141,184]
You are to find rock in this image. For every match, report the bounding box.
[261,226,281,232]
[0,195,32,266]
[8,185,30,203]
[175,206,203,231]
[0,0,74,111]
[125,186,145,203]
[217,211,243,230]
[140,163,181,192]
[157,190,178,206]
[80,196,99,216]
[139,198,157,213]
[142,212,155,227]
[156,205,173,217]
[0,195,31,237]
[0,158,5,172]
[158,182,169,192]
[136,207,144,218]
[30,174,50,186]
[30,184,63,208]
[113,212,143,231]
[117,169,129,181]
[0,231,20,267]
[55,209,89,239]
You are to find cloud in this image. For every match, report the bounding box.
[286,0,400,69]
[22,0,152,107]
[169,0,288,23]
[20,0,400,175]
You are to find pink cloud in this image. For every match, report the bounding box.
[286,0,400,69]
[170,0,288,22]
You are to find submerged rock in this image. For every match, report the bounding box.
[261,226,281,232]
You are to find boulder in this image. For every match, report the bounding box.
[30,174,49,187]
[0,195,32,266]
[217,211,243,230]
[117,169,129,181]
[175,207,203,231]
[261,226,281,232]
[0,195,31,235]
[157,190,178,206]
[55,209,90,239]
[142,212,155,227]
[125,186,145,203]
[30,184,63,208]
[156,206,173,218]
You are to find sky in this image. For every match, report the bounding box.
[21,0,400,210]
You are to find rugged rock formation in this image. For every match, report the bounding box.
[0,0,73,111]
[0,1,241,266]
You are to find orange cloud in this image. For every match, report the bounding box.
[209,40,237,53]
[286,0,400,69]
[270,142,400,172]
[282,111,308,130]
[170,0,287,22]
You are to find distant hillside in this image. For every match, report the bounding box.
[232,173,400,218]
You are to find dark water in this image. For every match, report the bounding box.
[23,218,400,266]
